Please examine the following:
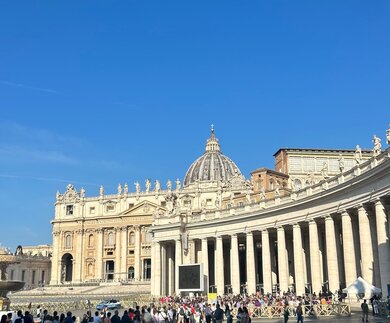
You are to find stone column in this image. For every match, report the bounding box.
[175,239,182,293]
[325,216,339,293]
[161,244,167,296]
[246,232,256,295]
[134,226,141,281]
[341,211,357,287]
[293,224,305,296]
[309,220,322,294]
[277,227,288,293]
[121,226,128,281]
[95,229,103,280]
[201,238,209,293]
[262,229,272,293]
[168,245,175,295]
[115,228,121,280]
[215,236,225,295]
[375,199,390,297]
[74,229,83,282]
[50,231,60,285]
[150,242,155,293]
[358,205,374,284]
[154,241,161,296]
[230,234,240,294]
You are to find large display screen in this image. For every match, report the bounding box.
[178,264,204,291]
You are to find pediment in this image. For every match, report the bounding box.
[120,200,165,217]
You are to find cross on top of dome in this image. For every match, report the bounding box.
[205,124,221,152]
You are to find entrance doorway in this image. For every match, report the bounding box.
[106,261,115,280]
[61,253,73,282]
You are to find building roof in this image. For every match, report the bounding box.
[250,167,289,177]
[273,147,372,157]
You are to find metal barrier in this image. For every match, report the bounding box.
[231,303,350,319]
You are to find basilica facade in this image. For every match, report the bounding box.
[50,127,390,298]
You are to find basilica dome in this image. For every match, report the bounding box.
[183,128,243,187]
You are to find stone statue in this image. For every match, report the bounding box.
[274,181,280,197]
[124,183,128,194]
[15,245,23,256]
[176,178,181,190]
[289,177,295,191]
[167,179,172,191]
[134,181,141,194]
[80,187,85,198]
[338,154,345,173]
[215,198,220,208]
[56,191,60,200]
[373,135,382,156]
[354,145,362,165]
[260,185,266,200]
[321,162,329,178]
[117,184,122,195]
[166,192,178,214]
[386,124,390,145]
[155,180,160,192]
[145,179,151,192]
[99,185,104,197]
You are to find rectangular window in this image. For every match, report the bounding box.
[21,270,26,282]
[128,203,134,208]
[184,200,191,207]
[32,270,36,284]
[107,251,113,256]
[106,204,115,212]
[161,201,166,207]
[66,205,74,215]
[89,207,95,214]
[129,250,134,255]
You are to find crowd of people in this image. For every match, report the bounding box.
[3,291,390,323]
[0,291,336,323]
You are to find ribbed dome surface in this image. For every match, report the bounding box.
[183,128,243,186]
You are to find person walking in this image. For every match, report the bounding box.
[296,303,303,323]
[283,304,289,323]
[361,299,369,322]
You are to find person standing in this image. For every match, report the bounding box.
[296,303,303,323]
[213,304,224,323]
[361,299,369,322]
[110,311,120,323]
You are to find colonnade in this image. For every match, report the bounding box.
[153,198,390,297]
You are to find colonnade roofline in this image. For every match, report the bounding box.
[151,149,390,237]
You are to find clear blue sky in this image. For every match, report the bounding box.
[0,1,389,250]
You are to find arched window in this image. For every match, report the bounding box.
[88,234,94,248]
[108,232,115,246]
[129,232,135,245]
[65,234,72,249]
[128,266,135,280]
[269,181,274,190]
